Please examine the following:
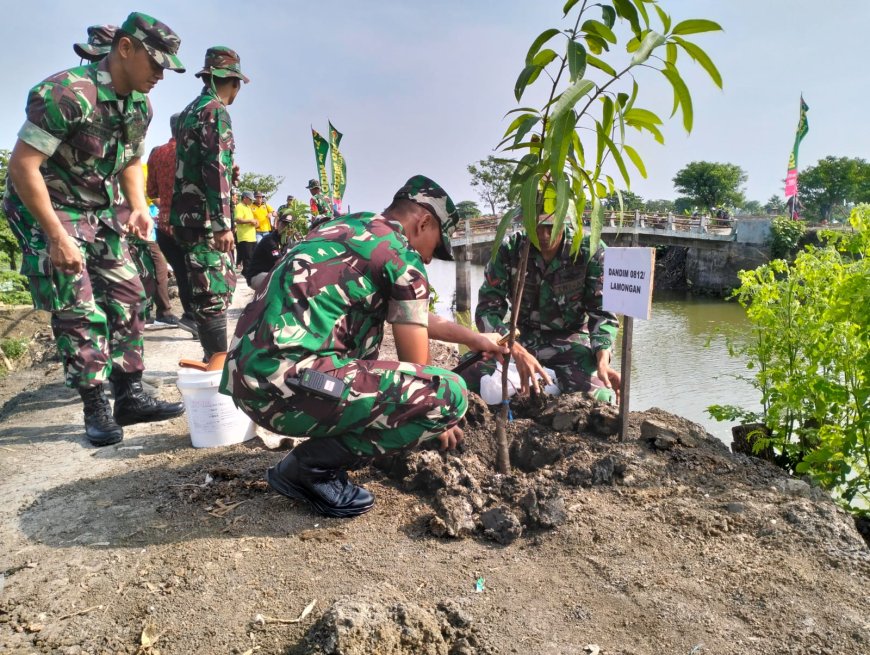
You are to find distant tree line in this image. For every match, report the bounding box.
[464,155,870,223]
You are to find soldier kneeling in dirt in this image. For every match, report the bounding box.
[221,176,506,518]
[458,212,621,404]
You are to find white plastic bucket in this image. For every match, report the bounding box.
[176,368,256,448]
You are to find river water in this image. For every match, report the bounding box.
[427,260,760,445]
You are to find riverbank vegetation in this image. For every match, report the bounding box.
[710,204,870,515]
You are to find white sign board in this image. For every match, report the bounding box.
[602,247,655,320]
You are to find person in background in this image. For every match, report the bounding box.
[307,179,334,229]
[252,191,274,242]
[170,46,249,362]
[245,212,300,292]
[146,113,198,336]
[4,13,187,446]
[234,191,258,280]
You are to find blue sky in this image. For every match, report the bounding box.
[2,1,867,212]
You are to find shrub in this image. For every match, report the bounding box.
[770,215,806,259]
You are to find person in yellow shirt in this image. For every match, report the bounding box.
[252,191,275,242]
[234,191,258,278]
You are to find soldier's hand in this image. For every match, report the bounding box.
[49,233,83,276]
[213,229,235,253]
[596,350,621,404]
[511,342,553,396]
[470,332,509,361]
[127,209,154,240]
[437,425,464,451]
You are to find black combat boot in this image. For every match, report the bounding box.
[197,316,228,362]
[79,385,124,447]
[267,438,375,518]
[111,371,185,427]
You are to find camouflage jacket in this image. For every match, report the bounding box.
[476,230,618,353]
[222,212,430,401]
[3,58,151,243]
[169,86,234,234]
[309,192,334,228]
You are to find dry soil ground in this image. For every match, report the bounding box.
[0,282,868,655]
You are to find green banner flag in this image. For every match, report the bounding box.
[784,96,809,202]
[311,128,330,195]
[329,121,347,206]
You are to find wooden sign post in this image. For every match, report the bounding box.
[602,247,656,441]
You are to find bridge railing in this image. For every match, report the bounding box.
[452,210,741,239]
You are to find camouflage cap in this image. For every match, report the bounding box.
[241,191,254,200]
[195,46,250,83]
[74,25,118,61]
[393,175,460,261]
[119,12,185,72]
[306,179,321,190]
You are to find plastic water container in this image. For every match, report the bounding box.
[479,363,560,404]
[176,368,256,448]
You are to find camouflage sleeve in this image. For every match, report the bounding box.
[201,105,234,232]
[474,235,517,336]
[584,241,619,352]
[132,97,153,160]
[384,248,430,327]
[17,81,86,156]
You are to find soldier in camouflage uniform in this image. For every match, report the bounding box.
[170,47,249,361]
[307,179,334,229]
[222,175,507,518]
[3,13,187,447]
[460,214,621,403]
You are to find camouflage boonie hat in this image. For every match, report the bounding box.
[195,46,250,83]
[119,12,185,72]
[306,179,320,190]
[74,25,118,61]
[393,174,460,261]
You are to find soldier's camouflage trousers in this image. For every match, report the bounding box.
[459,331,615,403]
[128,236,156,320]
[18,226,146,389]
[232,359,468,457]
[177,234,236,323]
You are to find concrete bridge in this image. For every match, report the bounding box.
[450,213,772,264]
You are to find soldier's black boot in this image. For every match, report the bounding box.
[111,371,185,427]
[79,385,124,447]
[198,316,228,362]
[267,438,375,518]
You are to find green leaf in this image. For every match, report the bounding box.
[532,48,559,68]
[589,194,603,256]
[562,0,582,16]
[600,5,616,28]
[514,115,541,146]
[630,29,666,65]
[491,209,518,262]
[614,96,626,144]
[571,130,585,167]
[673,37,723,88]
[508,153,539,201]
[521,173,542,248]
[623,144,647,178]
[585,35,606,55]
[548,111,576,182]
[586,54,617,76]
[617,92,629,107]
[526,28,562,64]
[653,4,671,32]
[553,173,570,239]
[549,78,595,122]
[625,80,639,111]
[502,112,537,139]
[613,0,641,34]
[582,19,617,44]
[599,125,631,188]
[594,120,606,176]
[662,64,693,131]
[666,42,677,65]
[672,19,723,35]
[630,0,650,28]
[514,64,542,101]
[504,106,542,117]
[601,95,615,134]
[567,40,587,82]
[624,107,663,125]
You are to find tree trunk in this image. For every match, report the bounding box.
[494,238,533,474]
